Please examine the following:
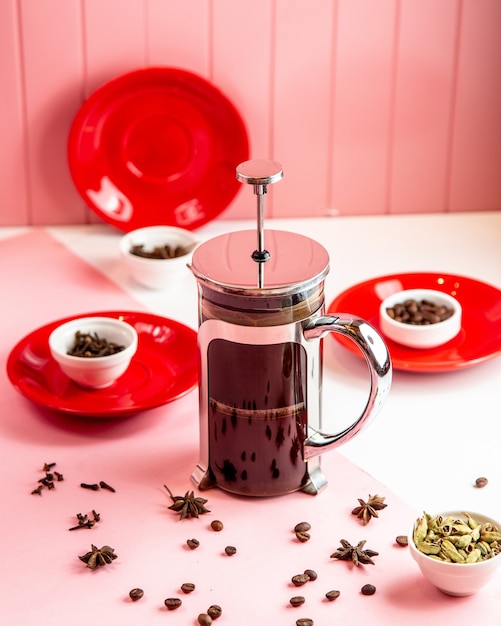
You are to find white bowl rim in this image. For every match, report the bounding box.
[120,225,199,260]
[408,510,501,568]
[49,316,138,362]
[380,289,461,326]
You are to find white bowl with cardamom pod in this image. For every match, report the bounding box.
[408,510,501,596]
[379,288,462,349]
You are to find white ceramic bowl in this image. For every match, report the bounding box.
[49,316,138,389]
[408,511,501,596]
[379,288,461,349]
[119,225,198,290]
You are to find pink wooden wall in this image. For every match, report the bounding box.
[1,0,500,226]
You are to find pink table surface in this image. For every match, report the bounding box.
[1,230,499,625]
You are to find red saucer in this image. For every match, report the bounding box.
[7,311,198,417]
[68,67,249,231]
[328,272,501,372]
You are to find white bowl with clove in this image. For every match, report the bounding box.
[49,316,138,389]
[379,288,462,349]
[120,225,198,290]
[408,510,501,596]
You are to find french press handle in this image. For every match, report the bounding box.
[303,314,392,459]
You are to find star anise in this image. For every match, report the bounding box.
[164,485,210,520]
[351,494,387,525]
[78,544,117,569]
[331,539,379,566]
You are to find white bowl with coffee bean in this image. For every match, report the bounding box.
[379,288,462,349]
[120,225,198,290]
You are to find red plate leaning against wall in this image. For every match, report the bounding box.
[68,67,249,232]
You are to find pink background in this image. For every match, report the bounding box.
[1,0,500,226]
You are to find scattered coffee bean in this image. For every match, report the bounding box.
[294,522,311,533]
[386,299,453,326]
[198,613,212,626]
[396,535,408,547]
[475,476,488,488]
[211,520,224,532]
[290,596,305,607]
[296,619,314,626]
[129,588,144,601]
[292,574,310,587]
[325,589,340,601]
[361,584,376,596]
[164,597,182,610]
[207,605,222,619]
[187,538,200,550]
[304,569,317,581]
[181,582,195,593]
[296,531,310,543]
[224,545,237,556]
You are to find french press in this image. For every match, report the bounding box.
[190,160,391,496]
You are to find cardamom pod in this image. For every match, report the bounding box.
[413,516,428,544]
[466,548,482,563]
[416,541,441,555]
[441,539,466,563]
[480,531,501,543]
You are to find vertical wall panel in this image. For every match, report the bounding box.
[449,0,501,212]
[330,0,397,216]
[212,0,273,219]
[148,0,209,77]
[273,0,335,217]
[83,0,147,97]
[0,0,29,225]
[19,0,84,225]
[390,0,459,214]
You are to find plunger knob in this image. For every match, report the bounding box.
[236,160,283,271]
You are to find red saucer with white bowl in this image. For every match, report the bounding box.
[328,272,501,372]
[7,311,198,417]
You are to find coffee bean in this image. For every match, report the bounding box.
[325,589,340,601]
[180,582,195,593]
[198,614,212,626]
[290,596,305,607]
[361,584,376,595]
[396,535,408,547]
[211,520,224,531]
[207,604,222,619]
[187,538,200,550]
[296,619,314,626]
[475,476,488,488]
[224,545,237,556]
[292,574,310,586]
[164,597,182,610]
[294,522,311,533]
[295,531,310,543]
[386,298,454,326]
[129,588,144,601]
[304,569,317,581]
